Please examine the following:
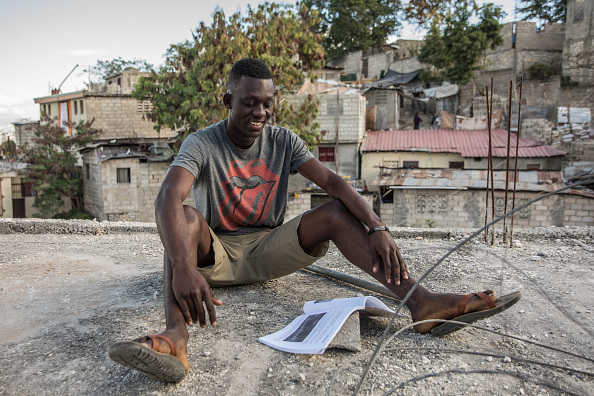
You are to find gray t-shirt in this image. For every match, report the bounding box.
[171,120,314,235]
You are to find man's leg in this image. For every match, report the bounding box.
[121,205,215,373]
[298,200,500,334]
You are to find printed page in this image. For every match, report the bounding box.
[259,307,356,354]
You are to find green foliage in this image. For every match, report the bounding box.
[304,0,401,60]
[21,115,102,218]
[82,57,154,84]
[417,4,505,85]
[526,58,562,80]
[132,2,325,148]
[403,0,477,26]
[0,139,17,159]
[561,75,579,87]
[52,208,95,220]
[518,0,567,26]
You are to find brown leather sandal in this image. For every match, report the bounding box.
[109,334,186,383]
[431,290,522,336]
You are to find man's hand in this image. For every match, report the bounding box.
[369,231,409,285]
[171,266,223,327]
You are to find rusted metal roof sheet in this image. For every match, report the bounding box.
[373,169,565,192]
[361,129,566,158]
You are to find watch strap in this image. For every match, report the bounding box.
[367,226,390,236]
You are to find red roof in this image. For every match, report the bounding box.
[360,129,566,158]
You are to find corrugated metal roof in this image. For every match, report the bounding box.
[373,169,564,192]
[361,129,566,158]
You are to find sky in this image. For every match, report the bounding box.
[0,0,517,136]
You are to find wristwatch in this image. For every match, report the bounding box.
[368,226,390,236]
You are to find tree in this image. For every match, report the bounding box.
[517,0,567,26]
[403,0,477,26]
[132,3,325,148]
[21,115,102,218]
[417,4,505,86]
[304,0,401,60]
[81,57,154,84]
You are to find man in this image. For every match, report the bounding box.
[109,58,521,383]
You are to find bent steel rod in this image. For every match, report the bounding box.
[302,264,401,302]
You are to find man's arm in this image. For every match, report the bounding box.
[155,166,221,327]
[297,158,409,285]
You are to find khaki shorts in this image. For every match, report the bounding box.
[198,214,329,286]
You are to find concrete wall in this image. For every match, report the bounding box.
[365,52,393,79]
[327,51,363,80]
[85,95,175,140]
[13,123,39,150]
[389,57,423,75]
[563,0,594,85]
[314,142,360,179]
[380,188,594,228]
[0,173,15,217]
[364,89,399,131]
[286,93,366,144]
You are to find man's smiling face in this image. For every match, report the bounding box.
[224,75,274,150]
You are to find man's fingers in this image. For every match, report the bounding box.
[382,254,392,284]
[195,295,207,328]
[390,251,401,285]
[204,294,218,327]
[371,255,380,273]
[177,299,194,326]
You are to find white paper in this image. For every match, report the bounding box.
[259,296,395,354]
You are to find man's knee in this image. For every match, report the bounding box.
[308,199,354,227]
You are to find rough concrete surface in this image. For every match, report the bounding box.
[0,219,592,395]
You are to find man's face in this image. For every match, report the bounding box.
[224,75,274,149]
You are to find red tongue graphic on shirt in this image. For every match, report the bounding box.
[218,159,279,231]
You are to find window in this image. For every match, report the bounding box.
[117,168,131,183]
[48,104,51,116]
[137,100,153,114]
[527,164,540,170]
[80,100,84,114]
[318,147,335,162]
[85,164,90,179]
[449,161,464,169]
[117,77,121,86]
[74,101,78,115]
[403,161,419,169]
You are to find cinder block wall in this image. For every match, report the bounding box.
[85,96,176,140]
[285,93,366,144]
[383,189,593,228]
[366,52,393,79]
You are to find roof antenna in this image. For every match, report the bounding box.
[57,64,79,93]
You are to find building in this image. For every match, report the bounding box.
[80,141,191,222]
[33,68,176,142]
[360,129,567,191]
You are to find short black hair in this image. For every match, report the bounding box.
[227,58,273,94]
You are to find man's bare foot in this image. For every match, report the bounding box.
[411,290,498,334]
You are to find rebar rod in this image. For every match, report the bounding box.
[503,81,513,243]
[510,77,523,247]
